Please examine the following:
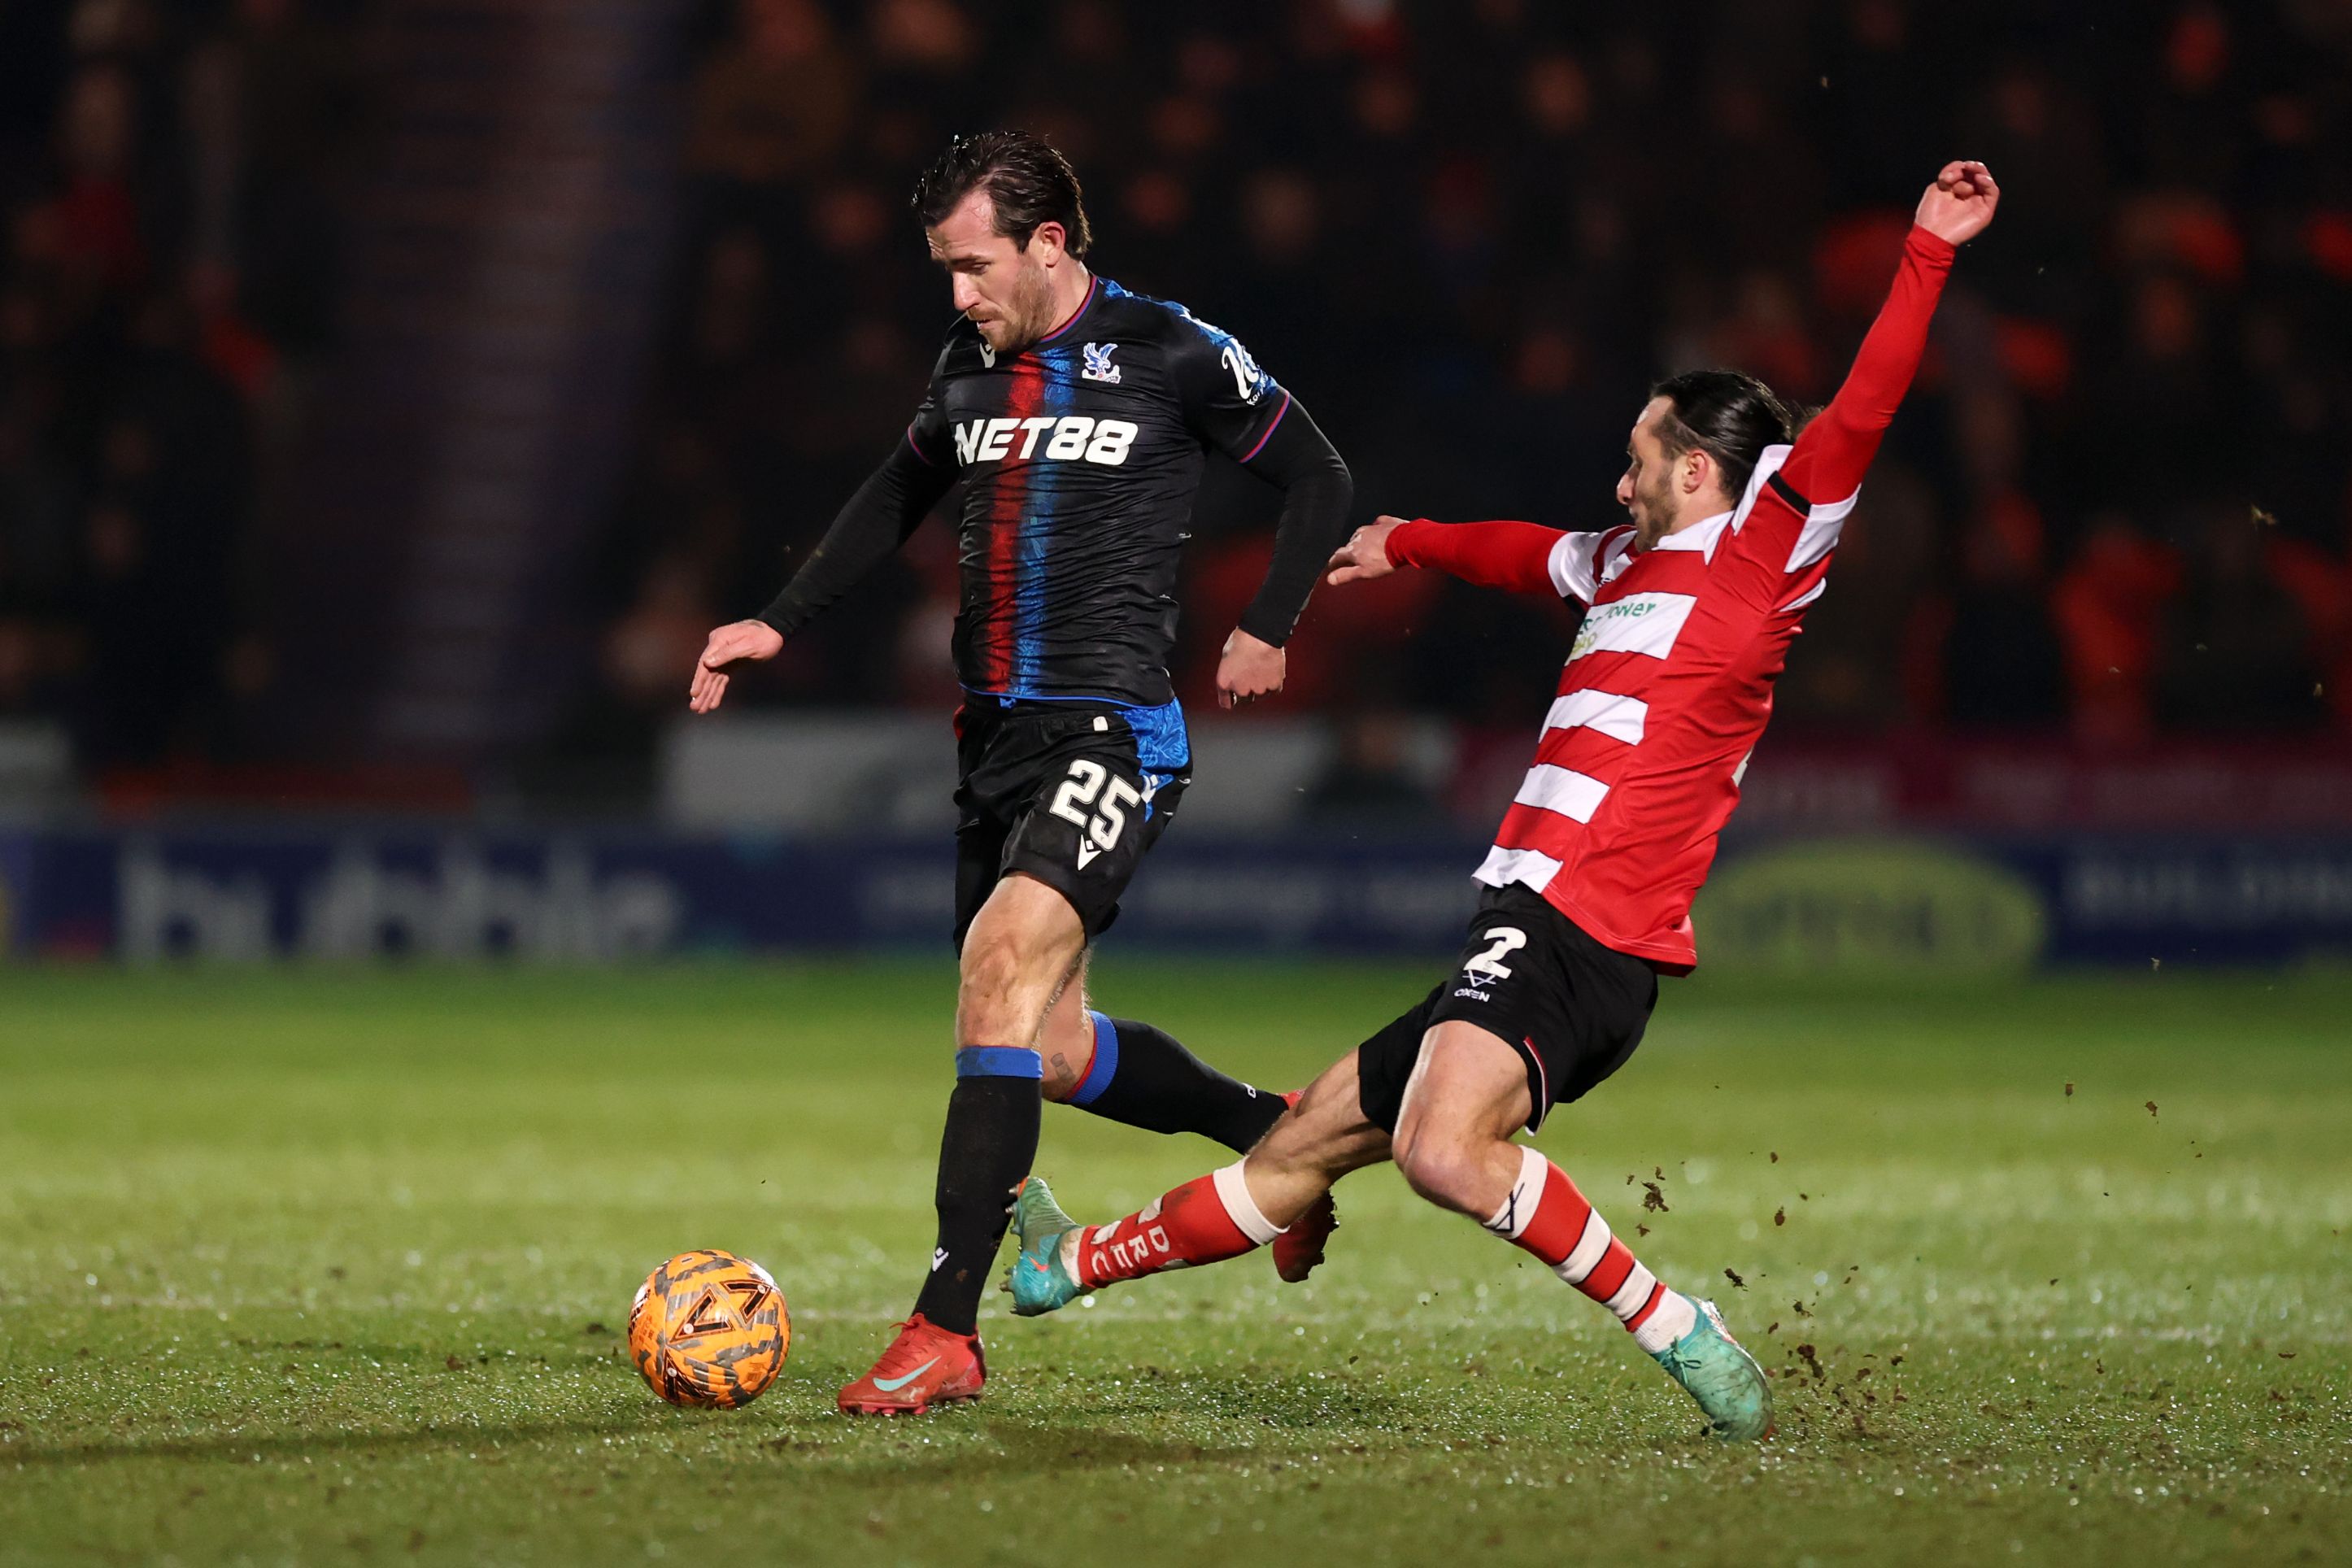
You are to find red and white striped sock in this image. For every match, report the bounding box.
[1069,1162,1284,1291]
[1483,1145,1697,1354]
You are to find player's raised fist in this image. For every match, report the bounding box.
[1326,517,1405,586]
[687,619,785,714]
[1915,160,1999,246]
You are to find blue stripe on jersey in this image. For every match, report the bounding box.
[1011,347,1078,697]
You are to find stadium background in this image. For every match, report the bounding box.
[0,0,2347,970]
[3,6,2350,1565]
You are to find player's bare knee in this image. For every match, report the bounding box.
[956,938,1039,1044]
[955,945,1017,1012]
[1392,1122,1491,1214]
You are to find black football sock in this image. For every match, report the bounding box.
[1065,1013,1286,1154]
[910,1049,1042,1337]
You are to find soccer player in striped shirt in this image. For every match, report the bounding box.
[1003,161,2000,1440]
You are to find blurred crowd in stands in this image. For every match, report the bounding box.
[0,0,361,768]
[595,0,2352,772]
[4,0,2350,801]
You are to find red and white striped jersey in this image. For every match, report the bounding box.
[1388,226,1958,970]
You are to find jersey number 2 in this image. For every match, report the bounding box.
[1464,926,1528,981]
[1049,760,1142,848]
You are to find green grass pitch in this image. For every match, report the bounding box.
[2,962,2346,1566]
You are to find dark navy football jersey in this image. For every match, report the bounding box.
[903,275,1292,708]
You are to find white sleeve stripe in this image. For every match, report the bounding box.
[1809,490,1861,525]
[1784,486,1860,573]
[1779,580,1827,613]
[1548,533,1602,603]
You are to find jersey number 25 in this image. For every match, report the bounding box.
[1048,759,1142,849]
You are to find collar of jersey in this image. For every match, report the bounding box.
[1646,509,1734,556]
[1034,273,1101,348]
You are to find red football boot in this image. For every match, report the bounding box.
[837,1314,986,1415]
[1271,1190,1338,1283]
[1267,1091,1339,1283]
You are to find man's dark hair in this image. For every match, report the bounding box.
[913,131,1092,259]
[1649,369,1796,503]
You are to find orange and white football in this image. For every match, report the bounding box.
[627,1250,790,1409]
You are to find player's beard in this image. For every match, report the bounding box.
[992,259,1057,355]
[1631,469,1677,551]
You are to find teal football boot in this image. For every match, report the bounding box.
[1652,1295,1775,1440]
[1004,1176,1087,1318]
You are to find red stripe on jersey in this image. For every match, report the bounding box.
[1531,722,1638,781]
[1237,389,1292,462]
[978,359,1047,690]
[1493,799,1586,852]
[1715,490,1813,603]
[1591,547,1716,600]
[1464,231,1953,972]
[1557,648,1670,695]
[1776,547,1835,614]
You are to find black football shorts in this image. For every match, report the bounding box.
[952,695,1191,948]
[1356,882,1660,1134]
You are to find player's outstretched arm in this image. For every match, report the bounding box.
[1217,399,1353,708]
[1331,515,1575,599]
[1780,159,1997,507]
[686,436,954,714]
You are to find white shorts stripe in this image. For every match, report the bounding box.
[1567,591,1696,664]
[1514,764,1610,823]
[1473,845,1564,891]
[1543,689,1648,745]
[1555,1210,1611,1286]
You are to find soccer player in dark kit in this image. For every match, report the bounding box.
[686,132,1354,1413]
[1004,160,2001,1443]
